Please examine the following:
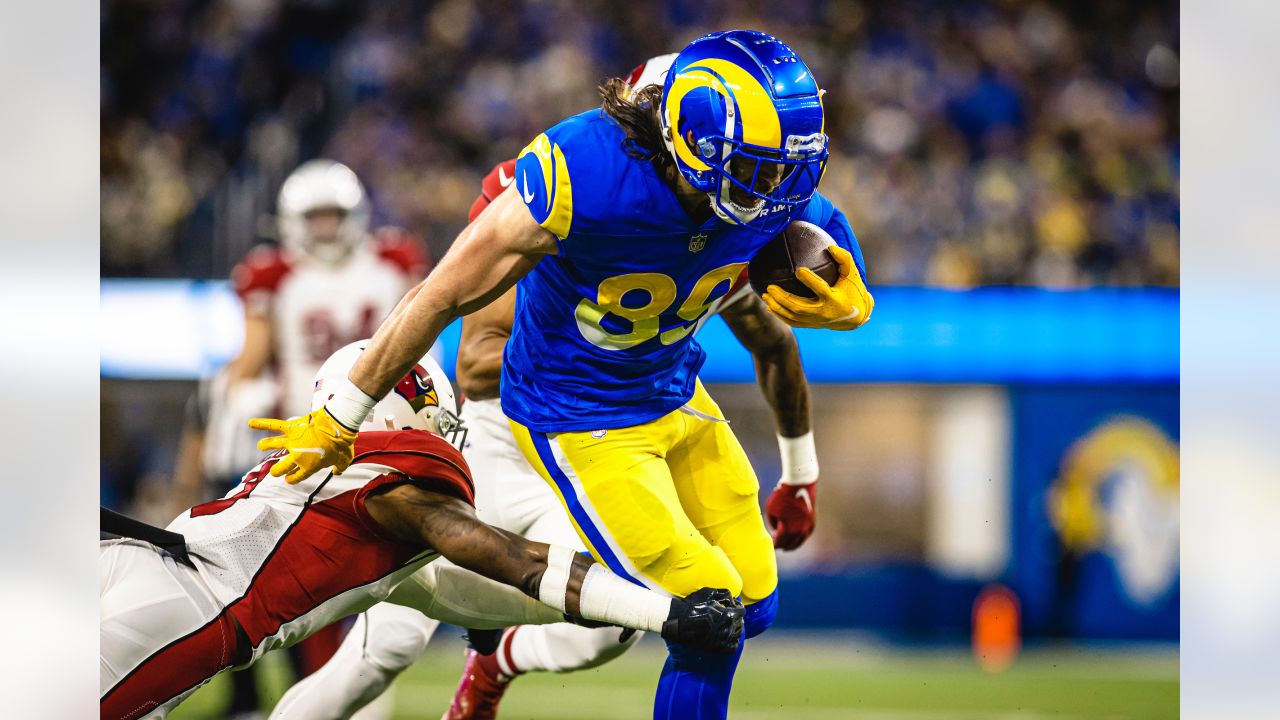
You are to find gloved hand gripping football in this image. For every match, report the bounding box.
[762,245,874,330]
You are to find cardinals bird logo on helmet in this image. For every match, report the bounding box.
[313,342,467,449]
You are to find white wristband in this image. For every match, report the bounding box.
[323,376,378,431]
[536,545,577,613]
[777,432,819,486]
[577,562,671,634]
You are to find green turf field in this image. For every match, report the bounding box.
[171,633,1178,719]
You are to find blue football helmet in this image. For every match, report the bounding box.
[660,30,829,233]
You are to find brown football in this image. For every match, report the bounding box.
[748,220,840,298]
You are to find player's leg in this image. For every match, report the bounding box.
[509,417,746,598]
[269,398,532,719]
[271,557,563,720]
[100,539,245,719]
[652,382,781,720]
[467,398,556,535]
[439,399,644,717]
[225,667,262,720]
[288,623,346,677]
[509,416,746,720]
[269,604,439,719]
[441,503,647,719]
[668,381,779,616]
[486,463,647,674]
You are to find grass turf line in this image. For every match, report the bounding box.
[170,633,1177,719]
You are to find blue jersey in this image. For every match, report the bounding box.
[501,109,865,432]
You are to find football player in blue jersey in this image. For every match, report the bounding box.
[252,30,874,719]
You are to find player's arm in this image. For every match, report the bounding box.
[455,287,515,400]
[226,248,283,381]
[168,417,207,520]
[720,293,820,551]
[720,293,809,437]
[762,197,874,331]
[251,188,556,483]
[225,309,273,381]
[447,158,521,399]
[356,188,553,397]
[364,483,744,653]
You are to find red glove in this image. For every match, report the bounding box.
[765,480,817,551]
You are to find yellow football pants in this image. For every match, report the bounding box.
[509,381,777,602]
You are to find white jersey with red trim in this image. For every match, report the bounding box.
[164,429,471,662]
[232,233,426,417]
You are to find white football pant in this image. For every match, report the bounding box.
[269,399,642,719]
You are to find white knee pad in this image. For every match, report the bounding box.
[360,604,440,673]
[517,623,643,674]
[569,625,643,671]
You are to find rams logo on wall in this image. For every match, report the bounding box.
[1048,416,1179,606]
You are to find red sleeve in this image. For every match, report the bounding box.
[715,267,754,312]
[467,160,518,222]
[352,430,474,505]
[374,227,430,277]
[231,246,291,309]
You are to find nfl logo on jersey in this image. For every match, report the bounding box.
[688,233,708,253]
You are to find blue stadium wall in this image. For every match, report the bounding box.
[102,283,1179,641]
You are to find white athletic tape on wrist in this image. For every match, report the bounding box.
[324,377,378,431]
[577,563,670,634]
[777,432,819,486]
[536,545,577,613]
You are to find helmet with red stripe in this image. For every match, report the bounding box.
[624,53,678,96]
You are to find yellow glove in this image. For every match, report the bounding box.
[761,245,874,330]
[248,409,358,484]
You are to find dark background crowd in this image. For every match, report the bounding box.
[101,0,1179,287]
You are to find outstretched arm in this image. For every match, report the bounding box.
[720,293,810,438]
[720,293,820,551]
[366,484,561,603]
[250,188,556,484]
[351,189,554,404]
[364,483,744,653]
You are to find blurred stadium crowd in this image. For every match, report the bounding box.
[101,0,1178,287]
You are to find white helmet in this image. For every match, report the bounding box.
[625,53,678,96]
[311,341,467,449]
[276,159,371,265]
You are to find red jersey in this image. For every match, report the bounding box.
[165,429,471,665]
